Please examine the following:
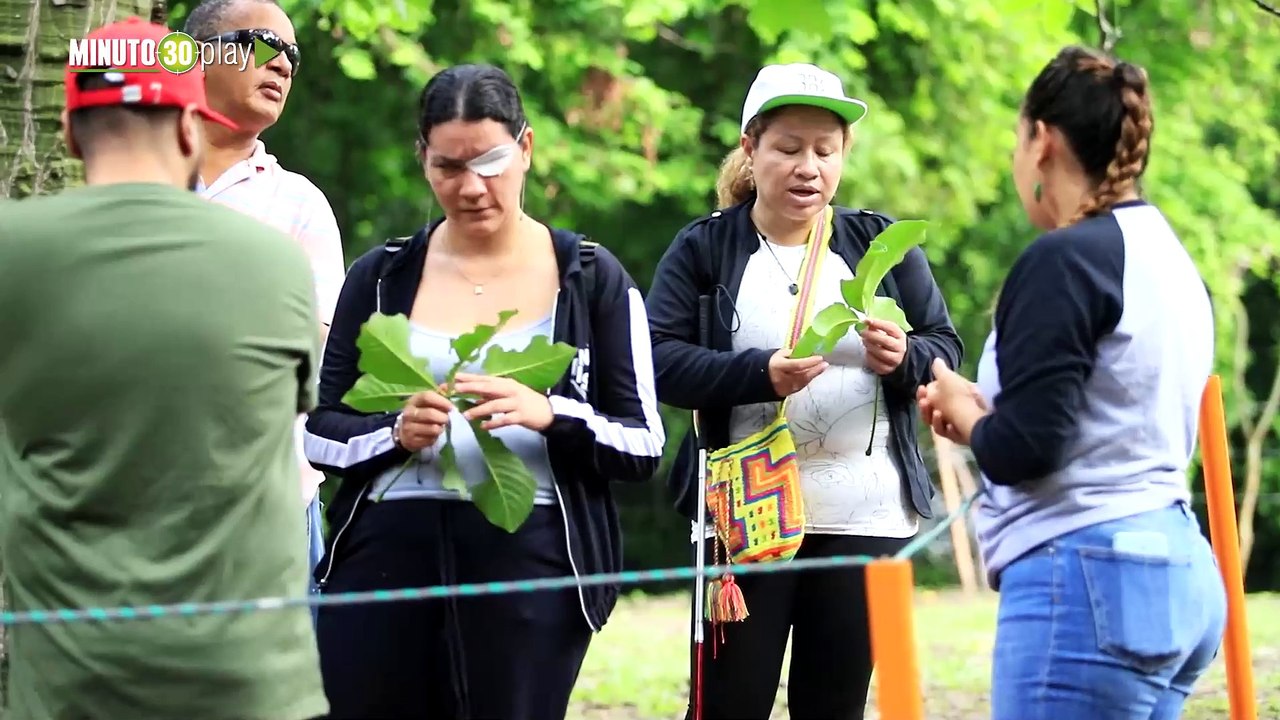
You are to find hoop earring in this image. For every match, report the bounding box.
[1033,182,1042,203]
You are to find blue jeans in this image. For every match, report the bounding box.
[991,502,1227,720]
[306,496,325,623]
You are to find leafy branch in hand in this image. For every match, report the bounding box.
[790,220,930,454]
[341,312,577,532]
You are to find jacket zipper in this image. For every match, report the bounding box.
[315,275,384,590]
[549,287,597,632]
[315,481,367,590]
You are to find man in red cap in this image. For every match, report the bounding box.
[0,16,328,720]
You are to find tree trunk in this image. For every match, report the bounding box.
[0,0,162,200]
[0,0,163,703]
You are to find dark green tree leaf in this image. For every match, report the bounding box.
[448,309,519,381]
[746,0,834,42]
[481,335,578,392]
[354,313,438,390]
[468,421,537,533]
[438,424,466,495]
[342,373,423,413]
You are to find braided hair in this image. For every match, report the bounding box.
[1022,46,1155,226]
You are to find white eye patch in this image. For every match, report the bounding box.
[466,143,519,178]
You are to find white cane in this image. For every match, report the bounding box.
[691,295,712,720]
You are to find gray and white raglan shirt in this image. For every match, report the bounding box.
[969,200,1215,588]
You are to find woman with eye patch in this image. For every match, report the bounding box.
[302,63,665,720]
[645,63,962,719]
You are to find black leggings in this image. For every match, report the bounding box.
[687,533,912,720]
[316,499,593,720]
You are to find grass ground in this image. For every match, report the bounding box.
[568,590,1280,720]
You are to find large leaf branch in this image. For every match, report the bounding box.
[790,220,929,456]
[342,312,576,532]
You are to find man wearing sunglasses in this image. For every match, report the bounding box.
[184,0,346,618]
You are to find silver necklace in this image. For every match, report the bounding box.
[450,258,492,295]
[757,232,800,296]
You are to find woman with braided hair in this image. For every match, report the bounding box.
[919,46,1227,719]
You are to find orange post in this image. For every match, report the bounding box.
[866,557,924,720]
[1198,374,1257,720]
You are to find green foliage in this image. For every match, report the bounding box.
[342,312,577,532]
[161,0,1280,586]
[744,0,833,42]
[792,220,928,357]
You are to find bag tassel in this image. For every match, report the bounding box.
[707,573,749,624]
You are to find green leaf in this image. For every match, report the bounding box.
[336,47,378,80]
[468,421,537,533]
[342,373,422,413]
[437,424,466,495]
[354,313,438,391]
[447,309,518,382]
[866,295,913,333]
[841,220,930,312]
[792,303,861,358]
[1041,0,1076,32]
[480,335,578,392]
[747,0,833,41]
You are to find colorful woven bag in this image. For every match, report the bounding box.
[703,206,832,625]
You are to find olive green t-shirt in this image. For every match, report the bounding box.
[0,183,329,720]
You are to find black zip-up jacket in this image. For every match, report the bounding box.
[303,219,665,632]
[646,199,963,522]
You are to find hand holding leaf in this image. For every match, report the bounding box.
[455,373,555,432]
[791,220,929,359]
[767,349,829,396]
[786,219,929,457]
[859,318,908,375]
[341,311,579,533]
[395,390,453,452]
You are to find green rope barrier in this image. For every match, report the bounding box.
[894,488,983,561]
[0,492,982,626]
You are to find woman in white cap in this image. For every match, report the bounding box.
[646,63,963,719]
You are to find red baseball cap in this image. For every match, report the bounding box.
[64,16,237,130]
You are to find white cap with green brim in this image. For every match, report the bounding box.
[740,63,868,133]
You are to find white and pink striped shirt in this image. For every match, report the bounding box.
[198,140,346,505]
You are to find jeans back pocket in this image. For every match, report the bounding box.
[1078,544,1200,675]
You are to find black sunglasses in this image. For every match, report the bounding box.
[203,28,300,75]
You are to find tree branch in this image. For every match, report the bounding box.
[1246,349,1280,468]
[1254,0,1280,19]
[1239,343,1280,573]
[1095,0,1120,52]
[656,24,702,53]
[1232,293,1257,436]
